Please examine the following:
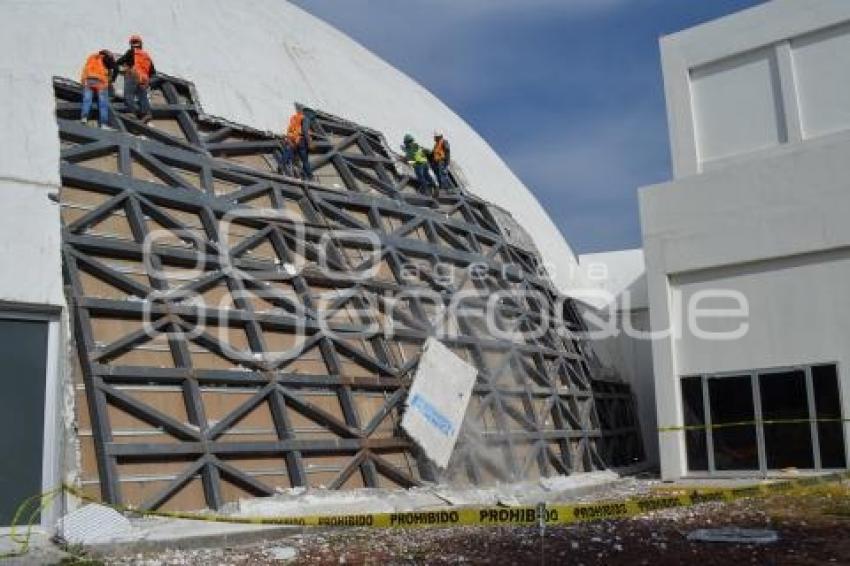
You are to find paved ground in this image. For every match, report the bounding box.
[0,529,69,565]
[48,479,849,565]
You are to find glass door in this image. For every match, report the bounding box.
[682,364,847,475]
[708,374,759,471]
[0,318,49,524]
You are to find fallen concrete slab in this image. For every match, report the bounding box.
[82,517,301,558]
[401,338,477,469]
[57,503,132,545]
[230,470,625,519]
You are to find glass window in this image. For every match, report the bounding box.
[0,319,48,524]
[681,363,845,475]
[681,376,708,471]
[709,375,759,470]
[759,370,813,469]
[813,365,846,468]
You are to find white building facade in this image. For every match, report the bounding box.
[642,0,850,479]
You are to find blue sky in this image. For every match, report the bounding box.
[292,0,764,254]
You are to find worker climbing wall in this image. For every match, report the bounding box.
[54,75,643,512]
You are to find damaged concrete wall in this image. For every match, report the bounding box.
[55,74,643,512]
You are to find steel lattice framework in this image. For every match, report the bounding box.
[54,75,642,512]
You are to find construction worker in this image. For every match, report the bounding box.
[429,130,451,191]
[79,50,115,128]
[401,134,435,197]
[275,108,313,180]
[112,34,156,123]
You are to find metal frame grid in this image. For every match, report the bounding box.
[54,75,643,511]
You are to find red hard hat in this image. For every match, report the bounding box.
[129,34,143,45]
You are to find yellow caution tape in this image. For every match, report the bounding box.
[53,470,850,530]
[657,417,850,433]
[3,471,847,559]
[2,472,841,561]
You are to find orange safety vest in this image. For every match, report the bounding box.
[286,111,304,144]
[433,138,447,163]
[131,48,153,85]
[81,53,108,90]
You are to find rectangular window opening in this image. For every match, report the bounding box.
[0,318,49,525]
[708,375,759,471]
[759,370,813,470]
[680,363,846,476]
[813,364,846,469]
[682,376,708,472]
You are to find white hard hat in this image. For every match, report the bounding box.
[433,129,444,138]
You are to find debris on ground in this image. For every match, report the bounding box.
[687,527,779,544]
[86,481,850,565]
[57,504,133,545]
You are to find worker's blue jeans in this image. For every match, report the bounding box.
[433,161,450,190]
[124,75,151,118]
[296,138,312,180]
[274,139,313,180]
[414,163,434,195]
[80,81,109,126]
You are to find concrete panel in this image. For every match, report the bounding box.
[640,134,850,277]
[402,339,476,469]
[0,179,64,306]
[792,22,850,139]
[691,47,786,163]
[660,0,850,177]
[672,249,850,376]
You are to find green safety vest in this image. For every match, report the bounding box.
[405,143,428,166]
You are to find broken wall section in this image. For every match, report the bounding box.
[55,74,643,512]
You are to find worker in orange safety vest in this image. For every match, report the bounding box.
[113,34,157,122]
[428,130,452,192]
[79,50,115,128]
[274,108,314,181]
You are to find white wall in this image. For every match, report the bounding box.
[793,22,850,139]
[577,250,657,465]
[690,46,786,163]
[0,180,63,307]
[661,0,850,177]
[0,0,581,296]
[641,124,850,479]
[0,67,64,306]
[646,1,850,478]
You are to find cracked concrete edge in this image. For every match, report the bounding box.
[79,467,654,558]
[82,524,311,558]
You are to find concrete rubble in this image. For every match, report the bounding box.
[230,470,624,519]
[62,471,634,557]
[56,503,132,545]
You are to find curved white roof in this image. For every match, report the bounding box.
[0,0,580,292]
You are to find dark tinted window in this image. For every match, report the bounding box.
[681,376,708,471]
[709,375,758,470]
[813,365,846,468]
[0,319,48,524]
[759,370,813,469]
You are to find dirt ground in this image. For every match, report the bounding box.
[59,482,850,565]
